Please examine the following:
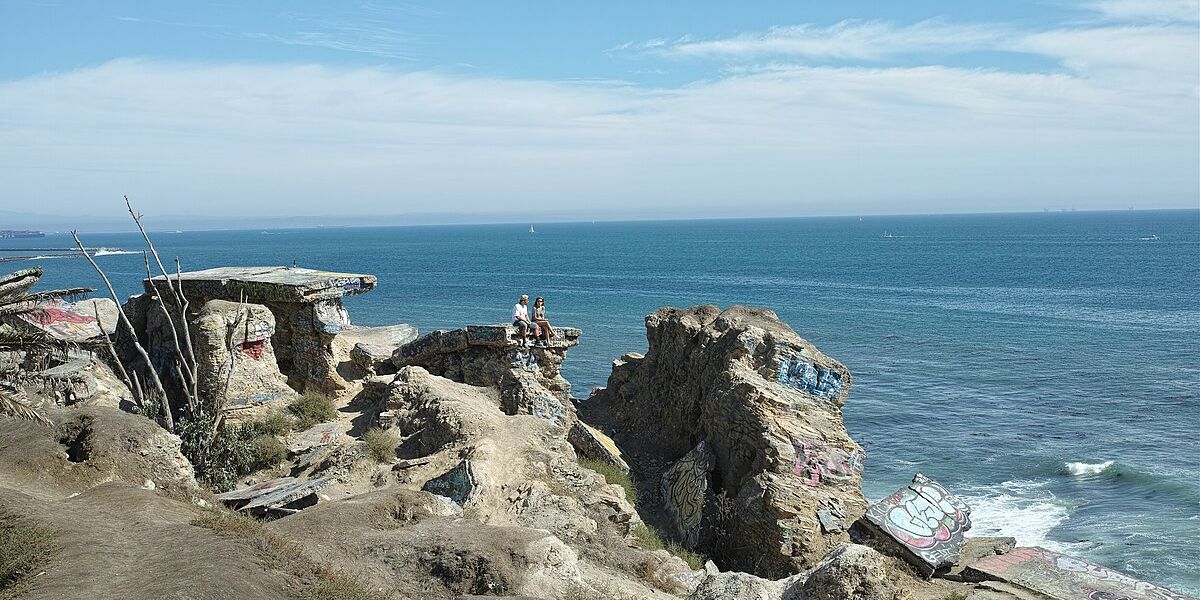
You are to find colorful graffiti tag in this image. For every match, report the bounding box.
[423,460,479,505]
[970,547,1191,600]
[19,301,103,340]
[791,437,863,487]
[660,440,716,548]
[862,473,972,574]
[777,358,845,400]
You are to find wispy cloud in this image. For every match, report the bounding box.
[243,12,429,60]
[1084,0,1199,22]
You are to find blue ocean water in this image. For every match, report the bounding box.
[4,210,1198,592]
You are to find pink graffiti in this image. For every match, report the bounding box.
[792,438,861,487]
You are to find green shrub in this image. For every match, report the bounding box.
[288,391,338,430]
[0,510,58,592]
[580,458,637,505]
[248,411,294,437]
[362,427,398,463]
[248,434,289,470]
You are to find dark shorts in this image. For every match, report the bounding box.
[514,320,537,332]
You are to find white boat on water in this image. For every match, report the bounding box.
[1140,234,1159,241]
[882,231,895,238]
[529,225,536,234]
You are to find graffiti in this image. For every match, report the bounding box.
[239,339,267,360]
[777,359,844,400]
[791,437,862,487]
[328,277,363,293]
[512,348,539,372]
[660,440,715,548]
[423,460,478,505]
[526,393,567,426]
[19,302,103,340]
[971,547,1189,600]
[313,301,350,334]
[863,473,971,573]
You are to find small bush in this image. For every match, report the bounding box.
[580,458,637,505]
[631,524,707,570]
[288,391,337,430]
[0,510,58,592]
[248,411,293,437]
[362,427,398,463]
[247,434,289,471]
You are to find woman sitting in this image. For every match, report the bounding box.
[531,297,556,347]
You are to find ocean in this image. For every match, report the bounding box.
[4,209,1198,592]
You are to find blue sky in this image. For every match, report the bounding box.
[1,0,1197,220]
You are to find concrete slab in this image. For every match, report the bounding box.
[146,266,376,303]
[967,547,1193,600]
[859,473,972,577]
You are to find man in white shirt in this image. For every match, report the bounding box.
[512,294,539,346]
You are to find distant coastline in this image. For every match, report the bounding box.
[0,230,44,239]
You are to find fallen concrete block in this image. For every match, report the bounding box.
[857,472,972,578]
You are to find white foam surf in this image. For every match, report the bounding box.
[1065,460,1115,476]
[92,248,138,256]
[959,480,1076,551]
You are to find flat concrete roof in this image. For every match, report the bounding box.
[145,266,376,303]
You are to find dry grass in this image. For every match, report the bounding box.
[580,458,637,505]
[631,524,707,570]
[288,392,338,431]
[191,509,389,600]
[248,434,289,470]
[0,509,58,595]
[362,428,398,463]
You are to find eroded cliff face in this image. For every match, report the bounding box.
[583,305,869,577]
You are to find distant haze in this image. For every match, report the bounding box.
[1,1,1197,220]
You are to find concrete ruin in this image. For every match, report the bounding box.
[965,547,1192,600]
[142,266,378,394]
[857,473,973,578]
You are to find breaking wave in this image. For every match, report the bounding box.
[1065,460,1115,476]
[92,248,137,256]
[958,480,1076,551]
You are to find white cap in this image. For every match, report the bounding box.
[520,294,529,300]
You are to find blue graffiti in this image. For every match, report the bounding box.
[528,394,566,426]
[778,360,844,399]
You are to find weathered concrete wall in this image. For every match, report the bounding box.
[192,300,296,411]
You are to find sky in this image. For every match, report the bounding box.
[0,0,1197,224]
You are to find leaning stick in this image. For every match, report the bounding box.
[92,302,140,408]
[71,230,174,431]
[142,251,197,415]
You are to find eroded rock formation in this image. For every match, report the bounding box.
[583,305,869,577]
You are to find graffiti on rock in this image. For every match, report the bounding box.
[239,339,267,360]
[777,359,844,399]
[660,440,716,548]
[792,437,862,487]
[863,473,971,572]
[423,460,478,506]
[970,547,1189,600]
[527,393,567,426]
[512,348,539,372]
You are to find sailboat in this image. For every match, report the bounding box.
[529,225,536,234]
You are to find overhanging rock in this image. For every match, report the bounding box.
[965,547,1194,600]
[857,473,972,578]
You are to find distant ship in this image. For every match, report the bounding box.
[1140,234,1160,241]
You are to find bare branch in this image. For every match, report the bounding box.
[71,230,174,431]
[92,302,139,409]
[142,251,196,414]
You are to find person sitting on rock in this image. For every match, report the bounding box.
[512,294,539,346]
[531,296,556,347]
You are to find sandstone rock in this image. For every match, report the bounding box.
[687,570,803,600]
[567,421,630,472]
[582,305,867,577]
[393,325,581,400]
[384,367,639,540]
[661,440,717,547]
[799,543,904,600]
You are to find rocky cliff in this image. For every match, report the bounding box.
[583,305,869,577]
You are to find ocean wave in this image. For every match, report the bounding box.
[93,248,137,256]
[958,480,1077,551]
[1065,460,1115,476]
